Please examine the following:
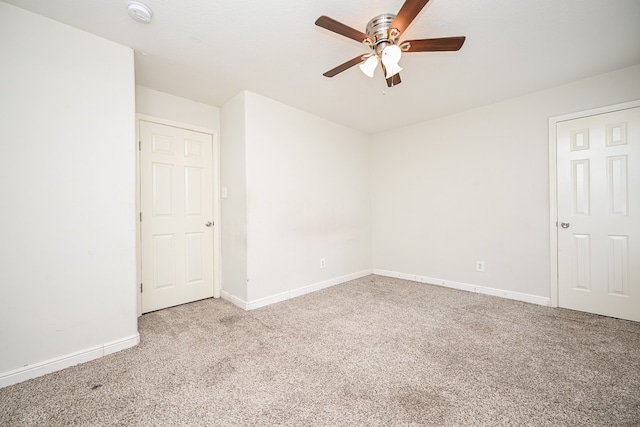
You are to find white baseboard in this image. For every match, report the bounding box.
[0,333,140,389]
[221,269,373,311]
[220,290,249,310]
[373,269,551,307]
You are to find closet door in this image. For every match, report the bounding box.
[556,106,640,322]
[140,120,215,313]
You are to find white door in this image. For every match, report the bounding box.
[140,120,215,313]
[557,106,640,322]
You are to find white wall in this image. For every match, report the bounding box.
[244,92,371,304]
[371,64,640,302]
[0,3,138,386]
[220,91,372,307]
[220,92,249,302]
[136,85,220,131]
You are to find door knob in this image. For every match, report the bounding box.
[205,221,213,227]
[560,222,570,229]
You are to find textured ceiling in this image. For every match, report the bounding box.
[3,0,640,133]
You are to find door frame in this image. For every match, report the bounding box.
[548,100,640,308]
[135,114,222,316]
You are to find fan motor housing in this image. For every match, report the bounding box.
[365,13,397,53]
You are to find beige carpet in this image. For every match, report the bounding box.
[1,275,639,426]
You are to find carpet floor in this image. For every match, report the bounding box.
[1,275,639,426]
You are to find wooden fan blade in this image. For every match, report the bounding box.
[386,73,402,87]
[401,36,466,52]
[315,16,374,44]
[381,63,402,87]
[390,0,431,37]
[322,55,367,78]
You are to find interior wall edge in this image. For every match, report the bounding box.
[220,290,249,311]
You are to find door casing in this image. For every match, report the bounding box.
[135,114,222,316]
[548,100,640,309]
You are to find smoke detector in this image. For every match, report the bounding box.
[127,1,153,24]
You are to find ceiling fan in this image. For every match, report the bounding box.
[315,0,466,87]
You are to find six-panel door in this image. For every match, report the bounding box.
[557,107,640,322]
[140,121,214,313]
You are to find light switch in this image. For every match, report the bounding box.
[221,187,228,198]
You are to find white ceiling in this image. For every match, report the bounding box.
[3,0,639,133]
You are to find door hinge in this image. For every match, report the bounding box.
[140,212,142,222]
[138,140,141,151]
[140,283,143,293]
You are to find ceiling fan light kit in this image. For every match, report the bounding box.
[359,55,379,78]
[315,0,466,87]
[381,44,403,78]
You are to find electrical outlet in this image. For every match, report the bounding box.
[476,261,485,272]
[320,258,326,269]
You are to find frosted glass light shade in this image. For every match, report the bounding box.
[381,44,402,78]
[359,55,379,78]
